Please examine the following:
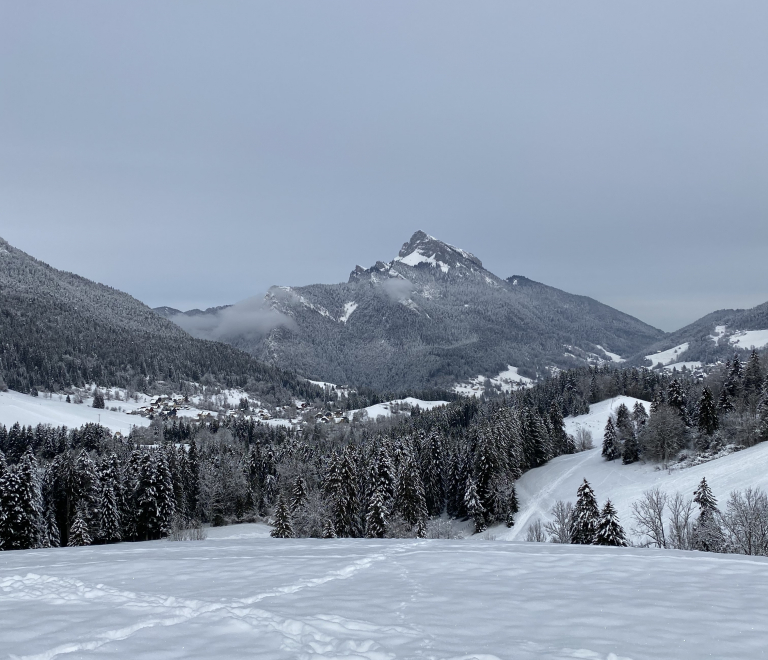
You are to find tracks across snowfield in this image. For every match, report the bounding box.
[2,533,768,660]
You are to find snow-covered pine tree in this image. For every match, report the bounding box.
[0,448,42,550]
[697,387,719,436]
[692,477,723,552]
[98,479,122,543]
[396,450,428,536]
[622,431,640,465]
[571,479,600,544]
[68,505,92,546]
[92,389,105,409]
[365,484,388,538]
[464,475,485,534]
[421,430,446,516]
[758,381,768,443]
[135,452,162,541]
[270,493,294,538]
[743,350,764,394]
[322,518,337,538]
[155,451,176,536]
[632,401,648,429]
[44,509,60,548]
[602,418,619,461]
[593,499,628,546]
[724,354,743,397]
[549,401,573,456]
[667,379,688,424]
[717,388,734,414]
[615,404,631,433]
[291,475,308,511]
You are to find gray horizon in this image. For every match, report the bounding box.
[2,2,766,332]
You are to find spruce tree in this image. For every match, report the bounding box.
[692,477,723,552]
[758,381,768,443]
[291,475,308,512]
[92,389,105,409]
[632,401,648,429]
[68,506,92,546]
[365,485,388,538]
[0,448,42,550]
[396,451,428,535]
[621,431,640,464]
[743,350,764,394]
[571,479,600,544]
[464,475,485,534]
[322,518,337,538]
[270,493,294,538]
[593,500,628,547]
[602,419,619,461]
[44,509,60,548]
[697,387,719,436]
[98,480,122,543]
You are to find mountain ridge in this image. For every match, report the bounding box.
[160,231,666,390]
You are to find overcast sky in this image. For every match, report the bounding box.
[1,2,766,331]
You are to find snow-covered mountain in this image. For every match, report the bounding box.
[161,231,664,391]
[635,300,768,370]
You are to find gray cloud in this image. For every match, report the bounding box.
[1,3,767,331]
[380,278,415,302]
[170,297,294,341]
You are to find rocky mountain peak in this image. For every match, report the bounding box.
[397,231,482,269]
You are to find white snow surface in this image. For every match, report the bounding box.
[349,397,448,420]
[729,328,768,350]
[2,532,768,659]
[496,397,768,545]
[339,302,358,323]
[454,366,533,395]
[396,249,450,273]
[645,342,689,366]
[0,390,150,435]
[594,345,624,363]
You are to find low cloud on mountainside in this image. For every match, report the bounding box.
[170,296,294,341]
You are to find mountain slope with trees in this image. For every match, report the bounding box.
[0,237,320,404]
[161,231,665,391]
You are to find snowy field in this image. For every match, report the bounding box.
[3,530,768,659]
[495,397,768,542]
[348,398,448,421]
[0,390,151,435]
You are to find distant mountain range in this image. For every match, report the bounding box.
[636,301,768,368]
[0,237,321,404]
[158,231,674,391]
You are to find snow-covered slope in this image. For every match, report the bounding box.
[497,397,768,542]
[2,534,767,659]
[0,390,151,435]
[347,397,448,420]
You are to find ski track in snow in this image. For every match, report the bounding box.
[4,537,768,659]
[3,543,424,660]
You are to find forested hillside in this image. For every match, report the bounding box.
[0,238,320,404]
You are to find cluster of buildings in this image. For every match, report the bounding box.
[128,394,190,419]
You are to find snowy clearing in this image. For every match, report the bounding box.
[2,535,767,659]
[729,328,768,350]
[495,397,768,543]
[0,390,150,435]
[454,366,532,396]
[339,301,358,323]
[348,397,448,420]
[594,345,624,363]
[645,342,689,366]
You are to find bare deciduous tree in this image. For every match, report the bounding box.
[525,518,547,542]
[631,488,668,548]
[544,500,574,543]
[720,488,768,556]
